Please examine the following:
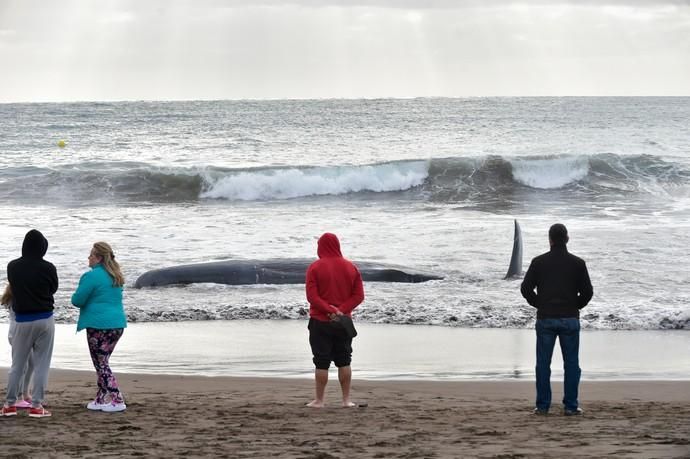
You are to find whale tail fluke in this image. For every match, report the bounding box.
[504,219,523,279]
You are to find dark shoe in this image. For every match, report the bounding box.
[533,408,549,416]
[564,407,583,416]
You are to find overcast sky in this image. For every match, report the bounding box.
[1,0,689,102]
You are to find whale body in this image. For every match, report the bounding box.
[134,220,522,288]
[134,258,443,288]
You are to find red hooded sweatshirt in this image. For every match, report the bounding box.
[306,233,364,322]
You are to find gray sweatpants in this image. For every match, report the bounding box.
[8,311,35,399]
[5,316,54,408]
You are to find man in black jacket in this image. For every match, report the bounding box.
[2,229,58,418]
[521,223,593,416]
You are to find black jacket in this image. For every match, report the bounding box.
[7,229,59,315]
[520,245,593,319]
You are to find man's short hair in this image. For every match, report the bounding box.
[549,223,569,245]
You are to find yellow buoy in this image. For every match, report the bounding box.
[57,140,66,148]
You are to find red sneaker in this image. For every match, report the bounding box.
[1,405,18,416]
[28,406,51,418]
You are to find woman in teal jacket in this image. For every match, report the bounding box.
[71,241,127,413]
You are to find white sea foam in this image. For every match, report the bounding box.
[200,161,429,200]
[509,156,590,189]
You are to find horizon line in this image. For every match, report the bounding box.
[2,94,689,105]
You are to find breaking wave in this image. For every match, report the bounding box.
[200,161,429,200]
[0,154,687,204]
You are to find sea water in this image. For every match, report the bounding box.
[0,98,689,332]
[1,321,688,380]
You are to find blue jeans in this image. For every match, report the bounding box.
[535,318,581,411]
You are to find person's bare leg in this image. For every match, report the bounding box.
[338,366,355,407]
[307,369,328,408]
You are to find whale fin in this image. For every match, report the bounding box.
[504,219,523,279]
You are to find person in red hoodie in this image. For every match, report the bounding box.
[305,233,364,408]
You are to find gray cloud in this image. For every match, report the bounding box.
[1,0,688,101]
[169,0,690,7]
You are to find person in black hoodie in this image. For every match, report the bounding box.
[2,229,58,418]
[521,223,593,416]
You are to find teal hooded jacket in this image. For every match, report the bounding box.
[71,264,127,331]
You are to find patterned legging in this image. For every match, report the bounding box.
[87,328,124,404]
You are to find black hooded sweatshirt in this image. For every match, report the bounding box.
[7,229,59,315]
[520,244,593,319]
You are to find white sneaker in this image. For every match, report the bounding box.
[101,401,126,413]
[86,400,109,411]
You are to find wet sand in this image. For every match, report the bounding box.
[2,321,688,380]
[1,369,689,458]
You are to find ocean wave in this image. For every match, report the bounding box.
[426,153,688,193]
[0,162,206,202]
[0,154,687,204]
[200,161,429,200]
[509,156,590,189]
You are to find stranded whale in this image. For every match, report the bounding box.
[134,259,443,288]
[134,221,522,288]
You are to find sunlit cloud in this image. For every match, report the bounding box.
[0,0,688,101]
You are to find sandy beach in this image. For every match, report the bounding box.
[1,369,688,458]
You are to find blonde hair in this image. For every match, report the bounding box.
[92,242,125,287]
[1,284,11,307]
